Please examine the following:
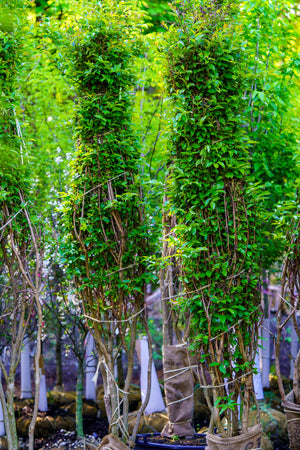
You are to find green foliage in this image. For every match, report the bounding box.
[60,0,154,343]
[0,1,34,223]
[21,36,74,202]
[0,0,73,219]
[163,0,263,432]
[57,3,157,437]
[141,0,174,34]
[133,33,168,259]
[165,0,262,342]
[240,0,300,268]
[0,1,25,182]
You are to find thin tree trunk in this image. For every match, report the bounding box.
[261,273,270,388]
[131,318,153,443]
[275,266,288,401]
[5,377,18,450]
[122,316,138,439]
[116,351,124,390]
[0,381,13,449]
[76,358,84,437]
[28,297,43,450]
[55,322,63,388]
[161,193,173,347]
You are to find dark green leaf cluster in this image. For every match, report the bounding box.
[163,1,263,409]
[61,3,152,315]
[141,0,174,34]
[166,0,261,332]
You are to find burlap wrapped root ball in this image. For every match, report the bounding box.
[248,407,287,440]
[97,434,129,449]
[261,432,273,450]
[127,411,169,434]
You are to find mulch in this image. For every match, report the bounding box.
[17,402,109,449]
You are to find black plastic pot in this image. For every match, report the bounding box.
[135,433,207,449]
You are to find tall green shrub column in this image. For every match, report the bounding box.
[164,0,263,436]
[61,0,150,441]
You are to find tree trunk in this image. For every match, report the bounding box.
[76,358,84,437]
[55,322,63,388]
[28,297,43,450]
[100,359,119,437]
[116,351,124,390]
[161,194,174,347]
[109,374,119,436]
[6,376,19,450]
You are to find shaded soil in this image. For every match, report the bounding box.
[16,400,108,449]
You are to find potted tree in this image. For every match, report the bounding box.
[59,0,155,447]
[158,0,263,447]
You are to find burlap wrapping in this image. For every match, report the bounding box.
[282,390,300,450]
[97,434,129,449]
[206,423,262,450]
[161,345,195,438]
[33,355,46,375]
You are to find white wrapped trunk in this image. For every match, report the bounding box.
[253,352,264,401]
[290,321,298,379]
[85,332,97,400]
[38,369,48,412]
[0,368,5,436]
[261,319,270,388]
[21,336,32,399]
[137,337,165,415]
